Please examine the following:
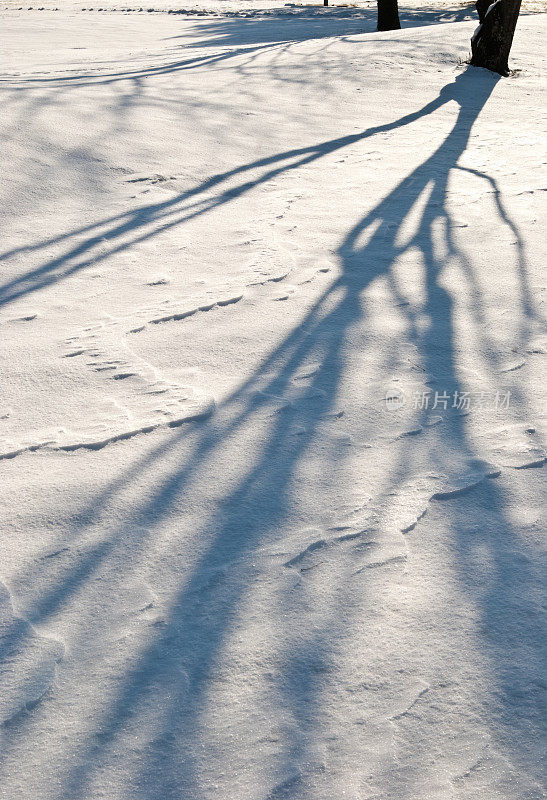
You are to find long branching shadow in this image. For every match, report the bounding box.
[0,68,498,310]
[1,65,544,799]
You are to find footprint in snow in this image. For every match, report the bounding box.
[8,313,38,323]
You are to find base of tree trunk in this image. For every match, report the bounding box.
[377,0,401,31]
[470,0,522,75]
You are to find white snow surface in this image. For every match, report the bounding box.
[0,4,546,799]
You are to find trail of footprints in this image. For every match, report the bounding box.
[1,291,239,459]
[0,265,332,460]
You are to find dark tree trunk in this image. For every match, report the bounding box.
[475,0,491,22]
[470,0,522,75]
[377,0,401,31]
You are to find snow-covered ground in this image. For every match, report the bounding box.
[0,4,546,799]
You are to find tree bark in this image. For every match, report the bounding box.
[377,0,401,31]
[470,0,522,75]
[475,0,492,23]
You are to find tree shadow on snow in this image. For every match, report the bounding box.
[0,4,485,95]
[0,67,544,799]
[163,4,479,49]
